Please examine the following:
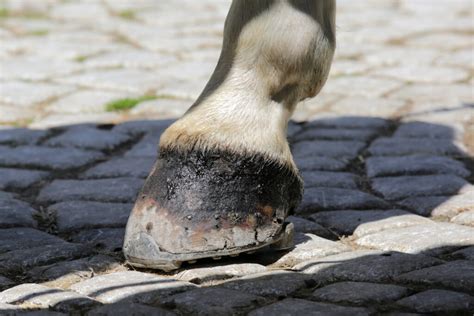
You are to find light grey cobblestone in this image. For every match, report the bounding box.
[451,211,474,226]
[69,271,196,304]
[354,223,474,255]
[175,263,267,284]
[0,283,99,312]
[272,233,350,268]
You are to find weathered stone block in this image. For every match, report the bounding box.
[82,157,155,179]
[298,188,389,213]
[37,178,143,203]
[163,287,264,315]
[69,271,196,304]
[371,174,471,200]
[310,209,432,237]
[48,201,132,232]
[248,298,369,316]
[365,155,469,178]
[311,281,409,305]
[0,146,104,170]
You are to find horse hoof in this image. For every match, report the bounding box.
[123,147,302,271]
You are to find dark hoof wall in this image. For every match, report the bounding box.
[123,147,302,271]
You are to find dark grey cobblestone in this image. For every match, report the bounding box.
[45,126,132,151]
[221,271,310,297]
[397,191,474,218]
[70,228,125,252]
[395,289,474,314]
[0,243,92,274]
[311,281,409,305]
[295,156,349,171]
[249,298,370,316]
[87,302,176,316]
[292,140,366,159]
[286,216,334,238]
[452,247,474,260]
[112,119,174,136]
[0,168,50,190]
[295,250,443,283]
[27,255,124,287]
[0,228,64,253]
[393,121,463,139]
[395,260,474,293]
[365,155,470,178]
[163,287,265,315]
[301,171,359,189]
[0,198,37,228]
[0,275,14,291]
[371,174,471,200]
[82,157,155,179]
[294,128,377,142]
[298,188,389,213]
[310,210,432,237]
[123,132,160,158]
[48,201,132,232]
[368,137,466,157]
[306,117,389,129]
[0,128,48,145]
[37,178,143,203]
[0,146,104,170]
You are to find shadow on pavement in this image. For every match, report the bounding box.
[0,115,473,314]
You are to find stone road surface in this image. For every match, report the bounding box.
[0,0,473,315]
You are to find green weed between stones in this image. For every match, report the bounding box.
[106,95,157,112]
[118,10,135,20]
[0,8,8,18]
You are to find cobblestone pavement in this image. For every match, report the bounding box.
[1,0,474,315]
